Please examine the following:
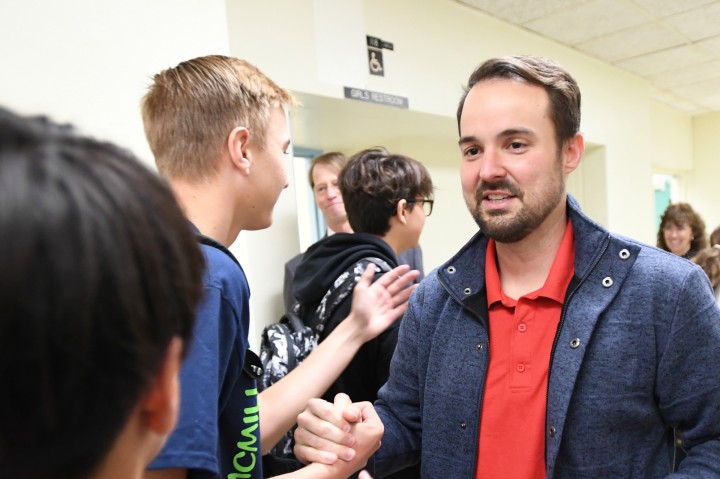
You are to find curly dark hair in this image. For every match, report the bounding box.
[657,202,707,255]
[339,147,433,235]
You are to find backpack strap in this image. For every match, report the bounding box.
[196,233,240,268]
[309,256,393,335]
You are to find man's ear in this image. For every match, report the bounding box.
[227,126,252,175]
[141,337,183,435]
[562,133,585,175]
[396,199,409,225]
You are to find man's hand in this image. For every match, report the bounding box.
[294,393,383,466]
[349,263,419,343]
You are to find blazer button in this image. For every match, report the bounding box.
[460,421,467,429]
[549,426,557,437]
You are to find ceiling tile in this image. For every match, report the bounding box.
[664,3,720,41]
[576,22,686,62]
[647,87,704,112]
[695,35,720,56]
[451,0,720,114]
[454,0,589,24]
[615,44,713,76]
[674,76,720,95]
[631,0,717,18]
[525,0,650,44]
[693,92,720,111]
[650,58,720,87]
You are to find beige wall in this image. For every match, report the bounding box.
[691,113,720,234]
[0,0,230,163]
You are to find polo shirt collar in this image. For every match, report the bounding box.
[486,220,575,306]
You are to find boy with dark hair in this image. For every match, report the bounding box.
[290,148,432,478]
[283,151,425,312]
[0,106,205,479]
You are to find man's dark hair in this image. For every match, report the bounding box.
[0,107,205,479]
[456,55,582,148]
[339,147,433,235]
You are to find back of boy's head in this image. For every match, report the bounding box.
[141,55,295,182]
[339,147,433,235]
[0,107,205,479]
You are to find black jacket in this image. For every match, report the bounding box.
[293,232,399,404]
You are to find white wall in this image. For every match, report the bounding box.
[0,0,230,164]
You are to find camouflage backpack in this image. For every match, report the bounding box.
[258,256,391,460]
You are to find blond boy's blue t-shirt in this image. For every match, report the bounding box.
[149,241,262,479]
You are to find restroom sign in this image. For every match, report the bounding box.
[367,35,394,77]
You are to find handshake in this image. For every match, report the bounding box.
[295,393,382,479]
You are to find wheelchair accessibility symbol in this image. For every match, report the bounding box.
[368,49,384,76]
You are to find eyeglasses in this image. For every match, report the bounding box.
[407,198,434,216]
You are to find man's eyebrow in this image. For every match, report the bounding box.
[498,127,535,138]
[458,128,536,145]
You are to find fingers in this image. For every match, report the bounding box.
[294,397,359,464]
[359,471,374,479]
[333,392,352,410]
[375,264,412,288]
[299,397,354,439]
[355,401,382,429]
[294,429,355,464]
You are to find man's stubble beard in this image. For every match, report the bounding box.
[468,163,565,243]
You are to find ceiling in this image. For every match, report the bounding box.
[456,0,720,115]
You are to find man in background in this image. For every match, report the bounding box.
[283,151,424,311]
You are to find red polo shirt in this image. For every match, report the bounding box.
[475,222,575,479]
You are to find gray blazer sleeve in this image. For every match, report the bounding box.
[397,245,424,282]
[283,253,304,312]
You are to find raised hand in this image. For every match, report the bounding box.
[348,263,419,343]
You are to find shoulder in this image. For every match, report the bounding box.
[285,252,304,272]
[199,243,249,295]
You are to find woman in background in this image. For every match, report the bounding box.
[657,203,707,260]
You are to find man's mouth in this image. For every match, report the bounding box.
[486,194,509,201]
